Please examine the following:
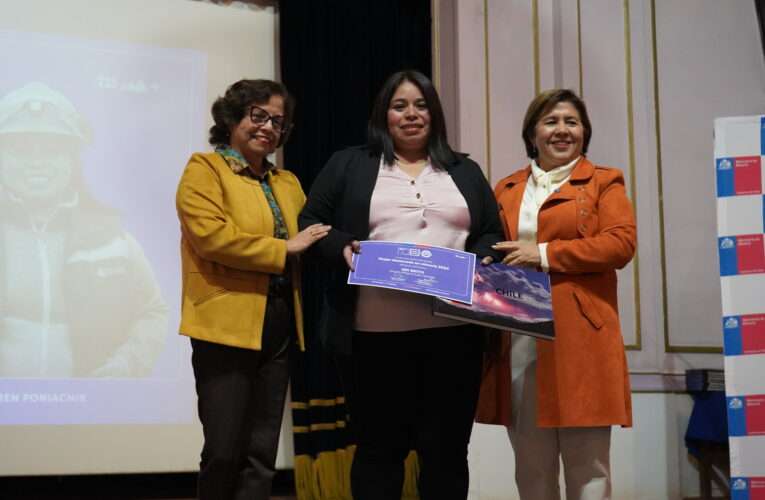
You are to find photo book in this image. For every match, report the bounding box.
[432,262,554,340]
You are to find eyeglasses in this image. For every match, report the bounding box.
[249,105,290,134]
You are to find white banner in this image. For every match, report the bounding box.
[715,115,765,500]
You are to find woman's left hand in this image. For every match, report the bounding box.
[343,240,361,271]
[491,240,541,267]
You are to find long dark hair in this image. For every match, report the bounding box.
[367,70,457,168]
[209,79,296,148]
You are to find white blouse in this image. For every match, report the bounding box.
[511,156,579,381]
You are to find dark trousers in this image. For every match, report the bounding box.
[190,293,293,500]
[349,325,483,500]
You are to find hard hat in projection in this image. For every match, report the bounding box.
[0,82,91,143]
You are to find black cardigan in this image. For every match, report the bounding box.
[299,145,504,354]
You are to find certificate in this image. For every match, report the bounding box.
[347,241,475,304]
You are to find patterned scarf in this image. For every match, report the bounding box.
[215,146,288,240]
[215,146,290,240]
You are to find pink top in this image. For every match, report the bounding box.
[354,159,471,332]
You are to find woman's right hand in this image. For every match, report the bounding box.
[492,240,541,267]
[343,240,361,270]
[286,223,332,256]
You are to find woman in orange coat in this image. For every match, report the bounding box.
[476,89,636,500]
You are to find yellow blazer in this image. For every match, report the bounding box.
[176,152,305,351]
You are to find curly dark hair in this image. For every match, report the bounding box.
[521,88,592,159]
[208,79,296,148]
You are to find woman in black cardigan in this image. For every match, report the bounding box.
[299,70,502,500]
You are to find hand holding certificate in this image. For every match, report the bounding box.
[347,241,476,304]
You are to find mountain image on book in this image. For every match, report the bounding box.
[432,263,555,340]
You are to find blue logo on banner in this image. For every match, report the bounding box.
[732,477,750,500]
[719,237,738,276]
[723,316,743,355]
[727,396,747,436]
[716,157,735,197]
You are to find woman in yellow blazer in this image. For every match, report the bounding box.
[176,79,330,500]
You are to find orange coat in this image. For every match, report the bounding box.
[475,158,636,428]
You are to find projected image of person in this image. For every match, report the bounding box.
[476,89,637,500]
[176,79,329,500]
[0,82,168,378]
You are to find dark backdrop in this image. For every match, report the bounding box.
[280,0,432,190]
[279,0,433,486]
[756,0,765,64]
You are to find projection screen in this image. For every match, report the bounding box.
[0,0,287,475]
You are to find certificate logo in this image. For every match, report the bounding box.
[397,247,418,257]
[396,247,432,259]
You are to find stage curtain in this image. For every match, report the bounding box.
[280,1,431,499]
[756,0,765,64]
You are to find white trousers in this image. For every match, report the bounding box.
[508,351,612,500]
